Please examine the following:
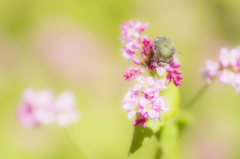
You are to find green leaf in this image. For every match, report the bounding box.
[128,119,163,156]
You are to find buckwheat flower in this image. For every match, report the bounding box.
[17,89,80,128]
[24,89,55,125]
[120,20,148,41]
[17,89,55,127]
[218,48,239,67]
[126,88,139,98]
[17,105,38,127]
[125,40,141,52]
[53,91,80,127]
[139,97,159,120]
[165,58,183,87]
[133,76,155,91]
[122,92,140,119]
[121,48,135,60]
[218,69,235,85]
[152,97,170,112]
[201,46,240,93]
[205,60,220,76]
[123,67,145,81]
[154,77,167,91]
[142,86,160,98]
[120,20,149,61]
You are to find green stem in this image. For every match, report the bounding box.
[183,82,213,110]
[64,128,95,159]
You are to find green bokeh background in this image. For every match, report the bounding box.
[0,0,240,159]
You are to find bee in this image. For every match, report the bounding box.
[151,36,176,66]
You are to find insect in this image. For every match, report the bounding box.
[152,36,176,66]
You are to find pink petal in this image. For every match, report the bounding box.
[140,23,149,31]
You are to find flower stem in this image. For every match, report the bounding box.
[182,82,213,110]
[64,128,95,159]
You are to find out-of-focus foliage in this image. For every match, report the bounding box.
[0,0,240,159]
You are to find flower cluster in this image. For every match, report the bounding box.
[119,20,184,127]
[120,20,148,62]
[120,20,183,87]
[201,47,240,93]
[17,89,80,128]
[122,76,169,128]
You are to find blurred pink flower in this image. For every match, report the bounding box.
[218,47,238,67]
[19,89,55,126]
[201,46,240,93]
[17,89,80,128]
[53,91,80,127]
[17,105,38,127]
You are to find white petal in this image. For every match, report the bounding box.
[148,109,156,119]
[133,84,142,91]
[128,111,137,119]
[156,67,166,76]
[139,97,149,107]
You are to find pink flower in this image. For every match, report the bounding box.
[218,48,239,67]
[17,89,80,128]
[218,69,235,85]
[200,60,220,84]
[142,86,160,98]
[125,40,141,52]
[120,20,148,41]
[201,46,240,93]
[139,97,159,120]
[122,92,140,119]
[133,76,155,91]
[123,67,145,82]
[166,58,183,87]
[121,48,135,60]
[154,77,167,91]
[153,97,170,112]
[120,20,149,62]
[205,60,219,76]
[142,77,166,98]
[22,89,55,126]
[17,105,38,127]
[53,91,80,127]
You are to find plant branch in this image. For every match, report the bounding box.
[182,77,216,110]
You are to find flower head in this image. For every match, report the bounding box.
[17,89,80,128]
[201,46,240,93]
[122,75,170,128]
[53,91,80,127]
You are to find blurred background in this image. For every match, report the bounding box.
[0,0,240,159]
